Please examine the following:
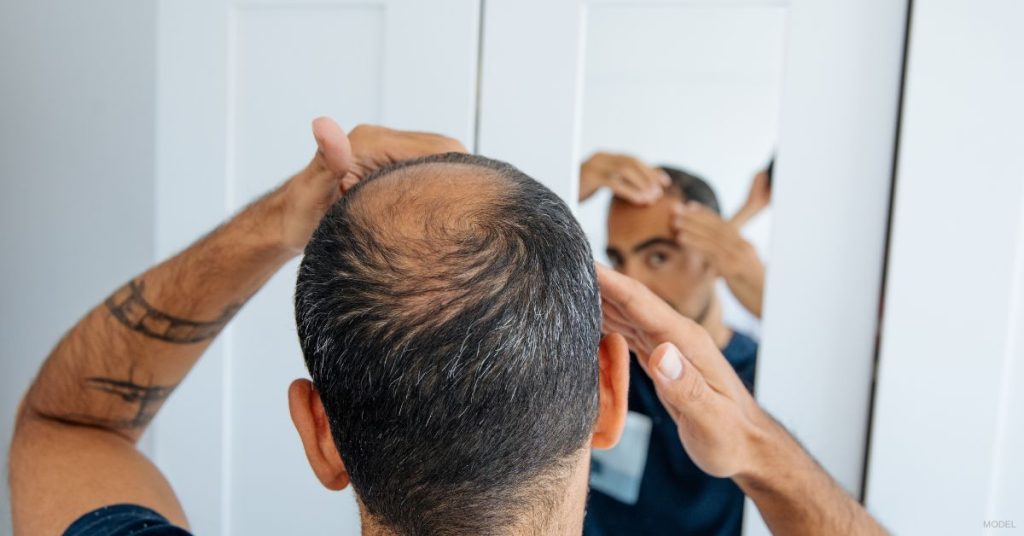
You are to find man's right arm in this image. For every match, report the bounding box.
[596,264,886,535]
[734,415,877,535]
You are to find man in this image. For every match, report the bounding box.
[580,153,766,534]
[10,120,883,535]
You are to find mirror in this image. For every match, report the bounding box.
[577,4,787,534]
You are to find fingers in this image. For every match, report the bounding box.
[612,159,667,204]
[647,342,710,408]
[596,263,679,338]
[671,202,726,232]
[347,124,467,180]
[596,263,703,362]
[645,342,749,478]
[596,264,746,392]
[311,117,354,177]
[583,154,668,205]
[671,202,740,254]
[611,170,659,205]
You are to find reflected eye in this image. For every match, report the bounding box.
[606,251,624,270]
[647,251,669,268]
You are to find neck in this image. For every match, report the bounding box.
[359,450,591,536]
[700,293,733,349]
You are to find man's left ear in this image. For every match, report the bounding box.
[592,333,630,449]
[288,379,350,491]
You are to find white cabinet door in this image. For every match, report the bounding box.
[865,0,1024,532]
[153,1,480,534]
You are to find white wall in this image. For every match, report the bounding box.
[865,0,1024,532]
[0,2,157,533]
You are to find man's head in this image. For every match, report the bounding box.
[291,153,629,535]
[605,166,720,322]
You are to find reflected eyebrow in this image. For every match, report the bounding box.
[632,237,681,254]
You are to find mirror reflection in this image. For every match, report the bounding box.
[578,4,786,534]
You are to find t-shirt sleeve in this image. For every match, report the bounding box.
[64,504,192,536]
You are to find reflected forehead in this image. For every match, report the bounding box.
[607,194,679,251]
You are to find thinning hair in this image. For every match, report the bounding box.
[659,165,721,214]
[294,153,601,535]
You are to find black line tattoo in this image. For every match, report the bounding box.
[105,280,241,344]
[36,376,179,430]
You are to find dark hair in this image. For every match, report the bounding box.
[658,165,721,214]
[294,153,601,535]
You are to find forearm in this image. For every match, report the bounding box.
[724,269,764,318]
[736,416,887,535]
[19,187,294,443]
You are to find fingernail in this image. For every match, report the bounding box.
[657,346,683,381]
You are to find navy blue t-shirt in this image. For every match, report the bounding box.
[65,504,191,536]
[584,331,758,536]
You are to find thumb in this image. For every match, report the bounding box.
[311,117,353,176]
[647,342,712,420]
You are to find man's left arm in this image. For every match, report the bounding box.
[9,119,464,535]
[671,201,766,318]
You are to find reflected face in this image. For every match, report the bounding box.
[605,193,717,322]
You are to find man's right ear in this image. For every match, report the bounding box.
[288,379,350,491]
[591,333,631,449]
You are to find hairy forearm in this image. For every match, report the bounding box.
[736,416,887,536]
[725,269,764,319]
[19,188,294,443]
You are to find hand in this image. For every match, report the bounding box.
[276,118,467,253]
[579,152,669,204]
[672,201,766,317]
[596,264,770,478]
[730,168,772,227]
[597,264,890,535]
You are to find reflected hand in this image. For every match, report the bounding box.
[672,201,766,317]
[580,152,669,204]
[596,264,770,478]
[731,168,772,227]
[277,118,467,253]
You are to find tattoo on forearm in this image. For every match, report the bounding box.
[105,280,241,344]
[37,376,178,430]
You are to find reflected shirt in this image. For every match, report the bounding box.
[65,504,191,536]
[584,331,758,536]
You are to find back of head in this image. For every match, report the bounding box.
[295,153,601,535]
[659,165,721,214]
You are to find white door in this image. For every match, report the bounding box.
[153,1,480,534]
[864,0,1024,532]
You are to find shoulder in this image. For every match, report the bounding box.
[64,504,192,536]
[723,331,758,390]
[724,331,758,360]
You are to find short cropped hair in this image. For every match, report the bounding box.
[294,153,601,535]
[659,165,721,214]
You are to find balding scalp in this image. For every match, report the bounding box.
[294,153,601,535]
